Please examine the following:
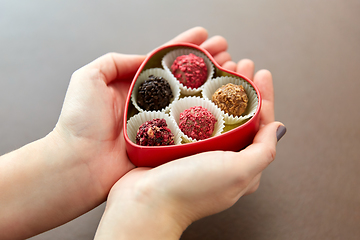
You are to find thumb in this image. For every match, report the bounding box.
[83,53,146,84]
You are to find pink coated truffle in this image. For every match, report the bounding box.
[171,53,208,89]
[136,119,175,146]
[179,106,217,140]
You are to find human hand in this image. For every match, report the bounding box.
[94,28,286,239]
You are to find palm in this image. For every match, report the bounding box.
[56,65,136,195]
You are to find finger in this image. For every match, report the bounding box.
[221,61,237,72]
[253,69,275,125]
[164,26,208,46]
[228,122,283,178]
[200,35,228,57]
[213,51,232,66]
[82,53,146,85]
[236,59,255,80]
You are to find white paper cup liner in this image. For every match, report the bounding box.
[202,76,259,125]
[131,68,180,113]
[169,96,224,143]
[162,48,214,95]
[127,111,182,146]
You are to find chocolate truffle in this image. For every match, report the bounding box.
[179,106,217,140]
[136,118,175,146]
[137,75,173,111]
[212,83,248,117]
[170,53,208,89]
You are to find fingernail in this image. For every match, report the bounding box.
[276,125,286,142]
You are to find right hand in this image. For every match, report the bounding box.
[95,30,285,238]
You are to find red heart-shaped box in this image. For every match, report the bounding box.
[124,43,262,167]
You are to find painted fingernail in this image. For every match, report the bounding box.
[276,125,286,142]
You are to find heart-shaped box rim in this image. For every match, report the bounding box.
[123,43,262,159]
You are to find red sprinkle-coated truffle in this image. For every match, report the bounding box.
[179,106,217,140]
[171,53,208,89]
[136,119,175,146]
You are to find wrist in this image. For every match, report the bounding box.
[46,127,107,202]
[95,179,190,240]
[96,204,182,240]
[49,125,88,164]
[41,131,106,208]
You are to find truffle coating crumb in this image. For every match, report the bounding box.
[136,118,175,146]
[179,106,217,140]
[212,83,248,116]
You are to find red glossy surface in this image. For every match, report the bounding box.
[124,43,262,167]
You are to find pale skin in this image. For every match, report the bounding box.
[0,27,284,240]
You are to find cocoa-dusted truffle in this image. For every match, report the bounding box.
[136,118,175,146]
[212,83,248,116]
[137,75,173,111]
[171,53,207,89]
[179,106,217,140]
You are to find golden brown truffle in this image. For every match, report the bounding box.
[212,83,248,117]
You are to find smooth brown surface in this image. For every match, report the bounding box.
[1,1,359,239]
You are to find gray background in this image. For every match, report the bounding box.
[1,0,359,239]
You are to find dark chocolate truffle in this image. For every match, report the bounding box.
[136,118,175,146]
[179,106,217,140]
[170,53,208,89]
[137,75,173,111]
[212,83,248,116]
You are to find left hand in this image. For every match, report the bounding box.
[52,27,219,200]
